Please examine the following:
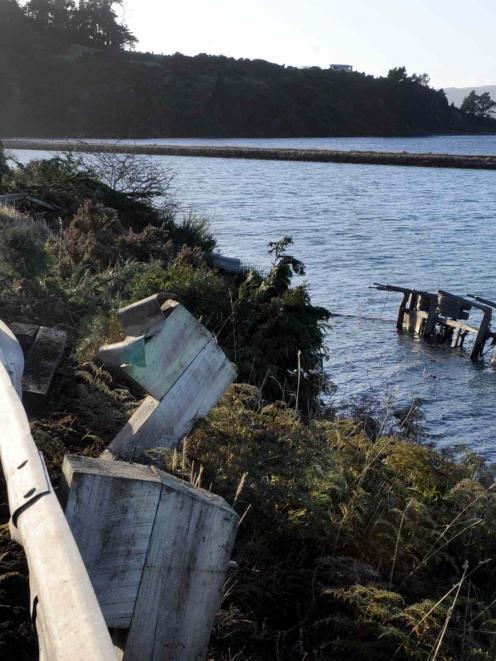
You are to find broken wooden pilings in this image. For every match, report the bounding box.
[373,283,496,363]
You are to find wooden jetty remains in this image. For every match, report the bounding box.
[373,283,496,362]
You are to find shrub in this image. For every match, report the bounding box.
[163,211,217,254]
[124,225,174,263]
[61,202,174,275]
[159,389,496,660]
[230,237,331,410]
[1,154,159,228]
[130,254,230,329]
[83,150,173,202]
[0,206,50,280]
[61,200,126,273]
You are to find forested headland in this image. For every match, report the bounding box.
[1,0,496,139]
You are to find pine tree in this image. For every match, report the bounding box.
[24,0,74,30]
[72,0,136,49]
[462,90,496,118]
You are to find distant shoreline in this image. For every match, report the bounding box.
[4,139,496,170]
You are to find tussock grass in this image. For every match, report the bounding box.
[151,386,496,660]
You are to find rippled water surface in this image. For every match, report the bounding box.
[12,137,496,455]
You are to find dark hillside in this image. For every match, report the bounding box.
[1,2,495,138]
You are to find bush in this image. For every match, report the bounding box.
[124,225,174,263]
[163,211,217,254]
[131,253,230,328]
[231,237,331,410]
[0,205,50,280]
[61,201,175,275]
[160,388,496,660]
[1,154,159,228]
[61,200,126,273]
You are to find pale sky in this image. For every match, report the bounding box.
[118,0,495,89]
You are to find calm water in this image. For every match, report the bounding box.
[11,136,496,456]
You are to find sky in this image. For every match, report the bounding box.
[118,0,495,89]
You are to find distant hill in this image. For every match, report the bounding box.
[444,86,496,109]
[1,3,495,138]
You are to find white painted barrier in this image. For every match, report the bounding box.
[0,321,115,660]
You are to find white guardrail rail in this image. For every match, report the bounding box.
[0,320,115,660]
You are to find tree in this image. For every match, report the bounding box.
[461,90,496,118]
[23,0,136,49]
[83,149,173,201]
[387,67,430,87]
[24,0,75,30]
[72,0,136,49]
[411,72,430,87]
[387,66,409,84]
[0,0,25,26]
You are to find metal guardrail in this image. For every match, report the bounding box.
[0,320,114,660]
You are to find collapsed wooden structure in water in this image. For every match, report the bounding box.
[373,283,496,362]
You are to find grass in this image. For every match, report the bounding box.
[153,386,496,660]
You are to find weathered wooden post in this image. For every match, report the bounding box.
[0,321,115,660]
[62,455,239,661]
[468,294,496,364]
[396,291,409,330]
[421,295,439,339]
[98,295,237,460]
[439,290,492,361]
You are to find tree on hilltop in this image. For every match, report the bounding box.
[24,0,75,30]
[23,0,136,49]
[461,90,496,118]
[387,67,430,87]
[72,0,136,49]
